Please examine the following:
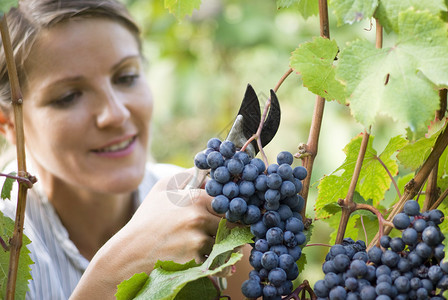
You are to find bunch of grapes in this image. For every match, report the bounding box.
[194,138,308,299]
[313,200,448,300]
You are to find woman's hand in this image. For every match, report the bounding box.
[70,169,222,299]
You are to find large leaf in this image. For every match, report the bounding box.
[0,212,33,299]
[315,135,407,218]
[375,0,446,33]
[164,0,202,19]
[0,0,17,16]
[115,219,253,300]
[337,9,448,132]
[277,0,319,19]
[290,37,346,102]
[329,0,378,25]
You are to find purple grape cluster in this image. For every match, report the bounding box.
[313,200,448,300]
[194,138,308,299]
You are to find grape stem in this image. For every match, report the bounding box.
[423,89,447,211]
[1,14,33,300]
[295,0,331,224]
[374,155,401,198]
[335,130,370,244]
[0,172,37,189]
[282,280,317,300]
[429,185,448,211]
[304,243,331,248]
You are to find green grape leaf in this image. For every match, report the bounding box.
[173,277,218,300]
[164,0,201,19]
[375,0,446,33]
[116,273,149,300]
[1,172,16,200]
[0,211,33,299]
[315,135,407,218]
[329,0,378,25]
[337,9,448,132]
[290,37,346,102]
[277,0,318,19]
[116,219,253,300]
[0,0,18,16]
[397,120,445,170]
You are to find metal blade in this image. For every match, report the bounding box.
[259,89,281,149]
[237,84,261,141]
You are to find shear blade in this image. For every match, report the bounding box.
[258,89,281,150]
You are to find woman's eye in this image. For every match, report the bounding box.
[115,73,139,86]
[50,91,81,108]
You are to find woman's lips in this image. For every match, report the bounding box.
[92,135,137,157]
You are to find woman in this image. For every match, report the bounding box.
[0,0,248,298]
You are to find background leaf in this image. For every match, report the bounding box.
[164,0,201,19]
[337,9,448,132]
[329,0,378,25]
[290,37,345,102]
[375,0,446,33]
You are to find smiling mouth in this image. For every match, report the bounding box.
[93,136,136,153]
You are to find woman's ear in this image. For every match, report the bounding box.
[0,110,15,145]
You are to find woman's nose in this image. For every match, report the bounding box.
[96,88,131,128]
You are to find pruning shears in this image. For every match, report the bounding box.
[185,84,281,189]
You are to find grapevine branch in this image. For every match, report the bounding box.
[423,89,447,211]
[296,0,330,222]
[0,14,32,300]
[369,119,448,248]
[0,172,36,189]
[429,185,448,211]
[335,131,370,244]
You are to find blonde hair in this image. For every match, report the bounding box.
[0,0,141,114]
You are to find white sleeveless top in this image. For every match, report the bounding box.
[0,162,183,299]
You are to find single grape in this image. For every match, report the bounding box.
[213,166,230,183]
[211,195,229,214]
[242,163,258,181]
[330,253,349,273]
[368,246,383,265]
[239,180,255,197]
[267,173,283,189]
[267,163,279,174]
[250,220,267,238]
[266,227,284,246]
[261,251,279,270]
[277,151,294,165]
[254,174,268,192]
[219,140,236,158]
[205,179,222,197]
[249,250,263,270]
[243,205,261,225]
[241,279,262,298]
[222,181,239,199]
[268,267,287,286]
[226,158,244,176]
[206,151,224,169]
[402,228,418,245]
[206,137,221,150]
[390,237,405,252]
[263,211,282,228]
[422,226,441,246]
[293,166,307,180]
[393,213,411,230]
[194,152,209,169]
[280,180,296,198]
[277,163,293,180]
[250,157,266,174]
[403,200,420,216]
[329,285,347,299]
[233,151,250,165]
[350,259,368,277]
[413,218,427,233]
[314,280,330,297]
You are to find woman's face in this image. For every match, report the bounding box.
[20,18,153,194]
